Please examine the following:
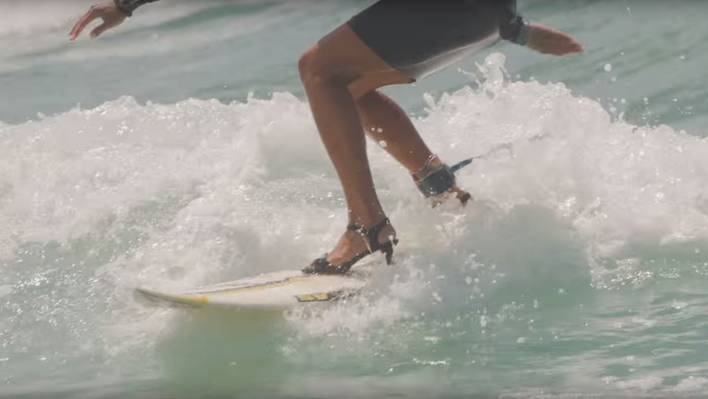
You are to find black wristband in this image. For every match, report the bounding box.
[114,0,159,17]
[113,0,133,16]
[500,15,530,46]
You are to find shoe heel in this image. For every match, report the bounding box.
[381,242,394,265]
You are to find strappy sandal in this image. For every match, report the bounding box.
[413,155,472,205]
[303,218,399,275]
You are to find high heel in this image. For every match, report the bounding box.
[303,218,398,275]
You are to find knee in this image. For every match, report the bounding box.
[298,47,315,78]
[298,46,350,87]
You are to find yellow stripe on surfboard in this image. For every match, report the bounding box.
[295,292,333,302]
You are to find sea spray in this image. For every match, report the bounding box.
[2,54,708,396]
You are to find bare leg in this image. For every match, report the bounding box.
[354,90,471,203]
[300,61,382,226]
[355,90,433,173]
[299,25,408,265]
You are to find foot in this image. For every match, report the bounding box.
[413,155,472,206]
[326,222,396,266]
[431,185,472,207]
[303,218,397,275]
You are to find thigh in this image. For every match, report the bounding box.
[309,24,413,94]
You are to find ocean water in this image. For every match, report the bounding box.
[2,0,708,398]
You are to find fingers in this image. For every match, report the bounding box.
[558,39,584,55]
[559,35,583,55]
[544,37,583,56]
[570,40,585,53]
[528,26,584,56]
[70,5,125,40]
[91,21,114,38]
[70,6,100,40]
[556,34,584,55]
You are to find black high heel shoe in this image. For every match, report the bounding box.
[303,218,398,275]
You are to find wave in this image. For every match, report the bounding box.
[2,54,708,395]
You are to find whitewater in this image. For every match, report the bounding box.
[2,1,708,398]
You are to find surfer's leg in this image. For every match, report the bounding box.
[353,90,432,172]
[298,24,406,266]
[352,89,471,204]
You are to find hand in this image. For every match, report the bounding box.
[70,2,127,40]
[526,24,584,56]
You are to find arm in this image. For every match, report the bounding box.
[496,0,583,56]
[69,0,159,40]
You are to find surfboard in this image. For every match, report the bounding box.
[134,270,367,309]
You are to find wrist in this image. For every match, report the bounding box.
[516,22,532,46]
[500,16,531,46]
[113,0,133,16]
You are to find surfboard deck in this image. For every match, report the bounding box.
[134,270,368,309]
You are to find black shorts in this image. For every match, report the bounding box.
[348,0,506,79]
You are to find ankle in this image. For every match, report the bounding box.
[348,211,388,229]
[412,154,443,181]
[345,217,396,253]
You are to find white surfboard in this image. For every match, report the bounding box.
[134,270,367,309]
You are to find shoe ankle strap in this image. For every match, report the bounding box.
[347,218,391,253]
[412,154,441,180]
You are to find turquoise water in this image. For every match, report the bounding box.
[2,1,708,397]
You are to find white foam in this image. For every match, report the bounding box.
[3,55,708,378]
[674,376,708,392]
[614,376,664,391]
